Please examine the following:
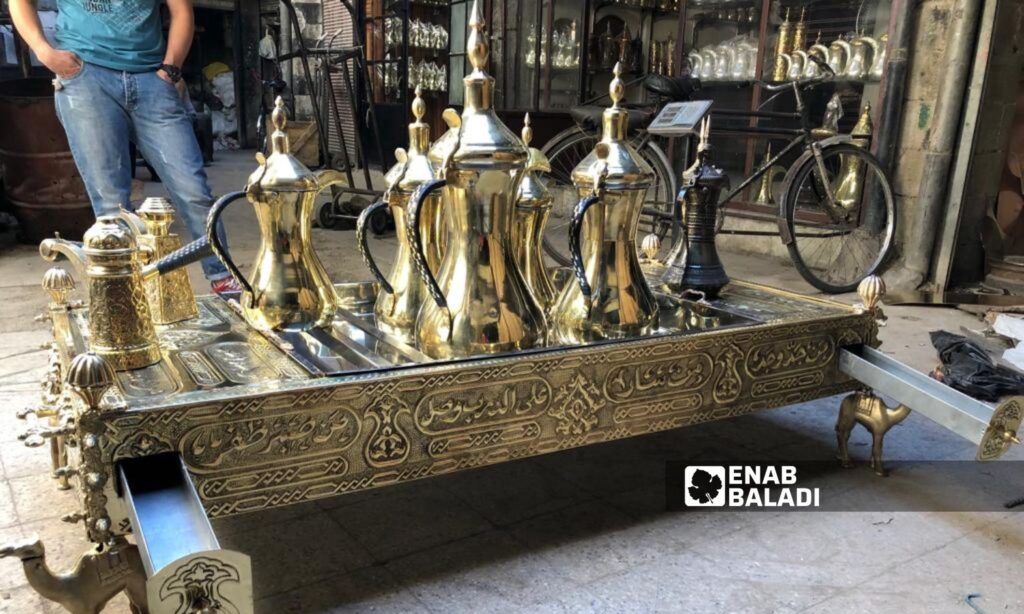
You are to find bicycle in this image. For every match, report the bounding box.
[540,73,698,268]
[542,60,896,294]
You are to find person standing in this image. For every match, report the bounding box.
[10,0,239,293]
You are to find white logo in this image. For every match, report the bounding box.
[684,465,725,507]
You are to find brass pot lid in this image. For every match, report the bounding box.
[247,97,319,193]
[451,0,527,171]
[571,63,654,191]
[398,87,439,193]
[82,215,137,254]
[517,113,552,208]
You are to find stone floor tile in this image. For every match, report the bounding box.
[0,484,17,528]
[8,473,76,522]
[326,483,492,564]
[0,584,65,614]
[256,565,429,613]
[385,529,576,612]
[506,500,686,585]
[444,458,590,527]
[585,548,839,614]
[0,439,51,481]
[218,511,374,600]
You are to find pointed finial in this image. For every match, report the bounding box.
[412,85,426,122]
[272,96,287,132]
[783,7,790,22]
[467,0,488,73]
[522,113,533,147]
[609,62,625,107]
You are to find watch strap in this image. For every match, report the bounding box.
[159,63,182,83]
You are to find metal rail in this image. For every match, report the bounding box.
[838,345,1021,461]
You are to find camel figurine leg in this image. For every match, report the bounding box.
[0,535,148,614]
[835,391,911,477]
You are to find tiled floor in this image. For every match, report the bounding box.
[1,151,1022,613]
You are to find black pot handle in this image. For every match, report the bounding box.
[569,194,601,319]
[406,178,452,337]
[146,236,211,278]
[356,199,394,295]
[205,191,252,298]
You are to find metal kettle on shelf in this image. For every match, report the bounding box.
[405,0,546,359]
[550,63,659,345]
[355,88,445,344]
[845,34,877,80]
[206,97,347,332]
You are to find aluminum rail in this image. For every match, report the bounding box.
[839,345,1021,461]
[119,454,253,613]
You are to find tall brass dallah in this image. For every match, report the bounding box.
[207,97,347,331]
[119,197,198,324]
[40,217,162,370]
[772,8,793,81]
[407,0,546,358]
[356,88,444,343]
[551,62,658,344]
[513,113,557,312]
[834,103,874,207]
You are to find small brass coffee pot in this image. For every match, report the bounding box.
[661,118,730,298]
[119,197,198,324]
[551,63,659,344]
[208,97,347,331]
[845,34,877,80]
[406,0,546,358]
[40,217,162,370]
[356,88,444,343]
[513,113,557,312]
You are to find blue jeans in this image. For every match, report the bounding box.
[53,62,228,280]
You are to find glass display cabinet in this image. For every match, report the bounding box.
[362,0,453,158]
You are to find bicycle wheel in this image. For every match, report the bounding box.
[541,128,678,267]
[782,143,896,293]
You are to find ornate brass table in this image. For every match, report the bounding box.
[11,277,1018,613]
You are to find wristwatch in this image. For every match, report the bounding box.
[158,63,182,83]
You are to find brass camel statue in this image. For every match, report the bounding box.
[836,391,912,476]
[0,535,148,613]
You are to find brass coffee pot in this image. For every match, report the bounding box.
[845,34,877,80]
[513,113,557,312]
[827,38,850,76]
[834,103,874,207]
[661,118,730,298]
[869,33,888,80]
[551,63,658,344]
[406,0,546,358]
[356,88,444,343]
[207,97,346,332]
[40,217,162,370]
[118,197,198,324]
[771,8,793,81]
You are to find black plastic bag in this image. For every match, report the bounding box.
[930,331,1024,402]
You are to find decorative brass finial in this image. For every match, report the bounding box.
[783,7,790,22]
[610,62,625,108]
[467,0,488,74]
[67,352,116,409]
[857,275,885,312]
[42,267,75,306]
[272,96,287,132]
[853,103,873,137]
[412,86,426,123]
[522,113,533,147]
[641,233,661,260]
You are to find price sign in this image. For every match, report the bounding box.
[647,100,714,136]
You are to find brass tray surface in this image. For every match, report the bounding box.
[54,279,875,520]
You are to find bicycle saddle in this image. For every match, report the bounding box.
[642,74,701,102]
[569,105,653,135]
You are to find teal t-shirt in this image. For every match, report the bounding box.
[55,0,165,72]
